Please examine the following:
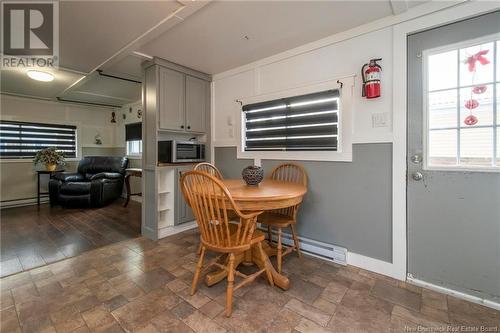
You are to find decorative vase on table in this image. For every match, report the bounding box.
[46,163,57,172]
[242,166,264,186]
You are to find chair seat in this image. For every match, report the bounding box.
[258,212,294,228]
[60,181,91,195]
[201,223,265,252]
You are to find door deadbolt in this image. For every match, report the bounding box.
[411,154,422,164]
[412,171,423,181]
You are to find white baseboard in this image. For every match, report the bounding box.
[158,221,198,239]
[348,252,405,281]
[407,276,500,311]
[131,196,142,203]
[0,197,49,209]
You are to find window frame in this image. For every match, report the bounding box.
[0,119,79,162]
[126,139,143,158]
[237,77,354,162]
[125,122,143,159]
[422,32,500,173]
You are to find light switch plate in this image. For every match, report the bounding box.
[372,112,389,128]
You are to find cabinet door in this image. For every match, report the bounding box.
[159,68,185,131]
[185,75,208,133]
[175,167,195,225]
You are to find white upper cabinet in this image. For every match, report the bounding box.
[185,75,208,133]
[159,67,185,131]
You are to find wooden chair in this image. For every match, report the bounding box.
[193,162,236,254]
[180,171,274,317]
[259,163,308,274]
[193,162,223,180]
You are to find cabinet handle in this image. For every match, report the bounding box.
[180,125,184,129]
[187,126,191,130]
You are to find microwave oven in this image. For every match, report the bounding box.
[158,140,205,163]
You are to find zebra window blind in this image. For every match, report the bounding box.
[242,89,340,151]
[0,121,77,159]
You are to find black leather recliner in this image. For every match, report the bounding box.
[49,156,129,208]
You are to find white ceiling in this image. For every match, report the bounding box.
[0,1,195,106]
[1,0,432,107]
[59,1,183,73]
[1,67,85,100]
[139,1,414,74]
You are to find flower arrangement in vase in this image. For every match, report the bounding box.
[33,147,66,171]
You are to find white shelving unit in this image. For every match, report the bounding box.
[157,167,175,228]
[142,59,211,240]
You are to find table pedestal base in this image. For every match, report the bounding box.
[205,241,289,290]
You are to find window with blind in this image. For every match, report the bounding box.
[125,122,142,156]
[0,121,77,159]
[242,89,340,151]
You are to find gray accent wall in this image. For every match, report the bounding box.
[214,144,393,262]
[214,147,253,179]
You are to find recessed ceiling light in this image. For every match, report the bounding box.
[27,70,54,82]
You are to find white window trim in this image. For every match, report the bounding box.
[236,76,354,162]
[422,32,500,173]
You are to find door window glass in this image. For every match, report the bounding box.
[425,36,500,170]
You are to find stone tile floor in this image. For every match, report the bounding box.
[1,228,498,333]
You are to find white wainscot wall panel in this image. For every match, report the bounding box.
[213,27,394,147]
[213,69,255,146]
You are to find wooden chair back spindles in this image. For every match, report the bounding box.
[194,162,224,180]
[180,170,260,252]
[269,163,308,187]
[268,163,308,217]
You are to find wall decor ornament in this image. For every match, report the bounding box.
[111,111,117,123]
[463,49,490,126]
[94,133,102,145]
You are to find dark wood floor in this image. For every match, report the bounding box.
[0,200,141,277]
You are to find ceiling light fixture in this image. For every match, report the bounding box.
[27,70,54,82]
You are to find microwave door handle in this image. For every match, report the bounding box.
[173,144,177,163]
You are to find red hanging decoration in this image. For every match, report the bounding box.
[466,50,490,72]
[464,115,478,126]
[464,99,479,110]
[472,85,487,94]
[462,48,490,126]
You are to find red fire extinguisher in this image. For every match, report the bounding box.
[362,58,382,99]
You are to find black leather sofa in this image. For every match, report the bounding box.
[49,156,129,208]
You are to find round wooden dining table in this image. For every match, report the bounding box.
[204,178,307,290]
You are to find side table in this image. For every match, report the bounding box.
[124,168,142,207]
[37,169,64,206]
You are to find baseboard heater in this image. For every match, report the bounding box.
[259,226,347,265]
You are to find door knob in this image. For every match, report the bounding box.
[412,171,423,181]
